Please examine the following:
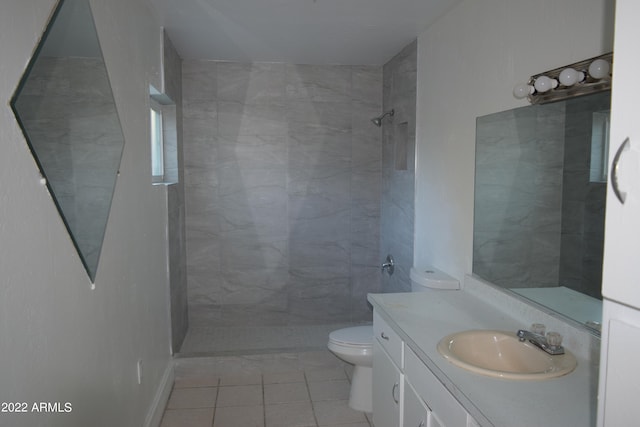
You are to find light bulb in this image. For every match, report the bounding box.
[588,59,610,79]
[513,83,533,99]
[533,75,558,93]
[558,68,585,86]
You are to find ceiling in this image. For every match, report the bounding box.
[149,0,462,65]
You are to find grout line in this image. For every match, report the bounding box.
[210,377,220,427]
[262,374,267,427]
[303,371,320,427]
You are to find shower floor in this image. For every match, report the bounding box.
[178,323,366,357]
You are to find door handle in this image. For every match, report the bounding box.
[392,382,399,404]
[611,137,631,204]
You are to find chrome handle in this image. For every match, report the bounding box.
[392,382,399,404]
[381,254,395,275]
[418,422,425,427]
[611,137,630,204]
[380,332,389,340]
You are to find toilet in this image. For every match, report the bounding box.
[327,266,459,413]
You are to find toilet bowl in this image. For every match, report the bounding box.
[328,325,373,412]
[328,265,459,413]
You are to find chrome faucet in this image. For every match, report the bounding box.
[517,329,565,355]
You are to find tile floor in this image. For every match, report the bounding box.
[161,351,372,427]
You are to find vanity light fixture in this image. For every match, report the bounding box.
[513,52,612,104]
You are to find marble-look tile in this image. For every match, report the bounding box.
[287,101,352,135]
[377,41,417,295]
[183,136,217,170]
[216,135,287,170]
[217,62,285,104]
[182,60,217,101]
[216,269,289,306]
[285,64,351,103]
[182,61,384,338]
[351,66,382,106]
[287,131,351,167]
[218,101,288,137]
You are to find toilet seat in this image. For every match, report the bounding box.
[329,325,373,348]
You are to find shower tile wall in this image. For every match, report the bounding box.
[474,103,566,288]
[559,91,609,299]
[182,62,382,337]
[380,41,417,293]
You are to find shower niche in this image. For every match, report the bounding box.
[11,0,125,282]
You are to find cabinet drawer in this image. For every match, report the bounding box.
[405,347,468,427]
[374,311,404,368]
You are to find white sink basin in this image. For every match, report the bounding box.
[437,330,577,380]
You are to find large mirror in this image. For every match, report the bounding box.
[473,91,610,332]
[11,0,125,282]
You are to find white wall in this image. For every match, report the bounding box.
[414,0,615,281]
[0,0,172,425]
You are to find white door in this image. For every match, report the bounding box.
[601,0,640,308]
[598,301,640,425]
[598,0,640,425]
[403,379,434,427]
[373,340,403,427]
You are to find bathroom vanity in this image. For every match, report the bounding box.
[368,278,599,427]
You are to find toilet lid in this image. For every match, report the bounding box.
[329,325,373,346]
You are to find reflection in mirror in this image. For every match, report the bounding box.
[11,0,125,281]
[473,91,610,332]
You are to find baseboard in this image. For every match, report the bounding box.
[143,362,174,427]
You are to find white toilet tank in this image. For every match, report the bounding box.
[410,266,460,291]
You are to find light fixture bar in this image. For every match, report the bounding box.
[516,52,612,105]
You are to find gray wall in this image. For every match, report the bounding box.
[182,61,382,329]
[0,0,173,425]
[162,32,189,353]
[380,40,417,293]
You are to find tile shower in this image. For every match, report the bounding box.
[180,62,384,354]
[380,41,417,294]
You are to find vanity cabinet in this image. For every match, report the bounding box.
[404,379,440,427]
[373,339,403,427]
[373,311,404,427]
[598,0,640,425]
[373,312,478,427]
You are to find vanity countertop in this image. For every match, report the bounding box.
[367,290,599,427]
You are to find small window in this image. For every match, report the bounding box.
[150,100,164,180]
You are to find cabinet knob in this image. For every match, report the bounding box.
[380,332,389,340]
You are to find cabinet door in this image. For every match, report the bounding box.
[373,340,402,427]
[598,300,640,426]
[403,379,438,427]
[601,0,640,308]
